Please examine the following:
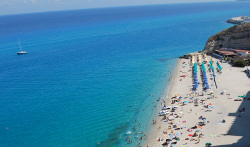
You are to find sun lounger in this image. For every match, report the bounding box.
[205,110,212,112]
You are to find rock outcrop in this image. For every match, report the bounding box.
[204,22,250,53]
[226,16,249,25]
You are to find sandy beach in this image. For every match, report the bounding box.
[144,55,250,147]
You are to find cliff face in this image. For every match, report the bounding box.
[204,22,250,52]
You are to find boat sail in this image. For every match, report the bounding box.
[17,39,28,54]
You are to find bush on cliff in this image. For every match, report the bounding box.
[232,60,246,67]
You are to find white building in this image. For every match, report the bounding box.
[233,49,250,57]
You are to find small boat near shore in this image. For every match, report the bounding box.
[159,110,169,116]
[162,106,171,110]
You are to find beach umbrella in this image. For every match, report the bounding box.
[194,75,197,78]
[174,106,178,108]
[176,133,181,136]
[175,138,180,141]
[194,88,197,91]
[195,81,198,84]
[206,86,210,89]
[205,81,208,84]
[211,106,215,108]
[208,103,212,105]
[170,134,175,138]
[184,101,188,103]
[213,74,216,77]
[179,96,182,99]
[195,79,198,82]
[188,134,193,136]
[194,85,198,88]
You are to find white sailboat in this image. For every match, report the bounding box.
[17,39,28,55]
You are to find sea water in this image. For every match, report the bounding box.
[0,1,250,147]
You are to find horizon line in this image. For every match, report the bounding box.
[0,0,235,17]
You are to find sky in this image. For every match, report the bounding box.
[0,0,234,15]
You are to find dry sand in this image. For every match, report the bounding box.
[144,56,250,147]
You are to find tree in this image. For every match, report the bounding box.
[234,60,246,67]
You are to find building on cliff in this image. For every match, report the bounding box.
[214,49,250,57]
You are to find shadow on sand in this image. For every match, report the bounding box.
[214,91,250,147]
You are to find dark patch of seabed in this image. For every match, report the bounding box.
[96,123,129,147]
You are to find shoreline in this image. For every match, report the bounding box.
[144,55,250,147]
[143,58,181,146]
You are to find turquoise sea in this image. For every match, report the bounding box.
[0,1,250,147]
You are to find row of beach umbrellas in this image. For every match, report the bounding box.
[201,62,209,89]
[193,63,198,91]
[217,61,223,71]
[209,60,216,77]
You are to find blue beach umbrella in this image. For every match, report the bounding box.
[206,86,210,89]
[176,133,181,136]
[184,101,188,103]
[170,134,175,138]
[195,79,198,82]
[194,75,197,78]
[205,81,208,84]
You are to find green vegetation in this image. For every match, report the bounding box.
[247,58,250,66]
[231,60,247,67]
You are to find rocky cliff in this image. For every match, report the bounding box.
[204,22,250,52]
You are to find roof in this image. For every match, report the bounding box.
[215,50,238,56]
[233,49,249,53]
